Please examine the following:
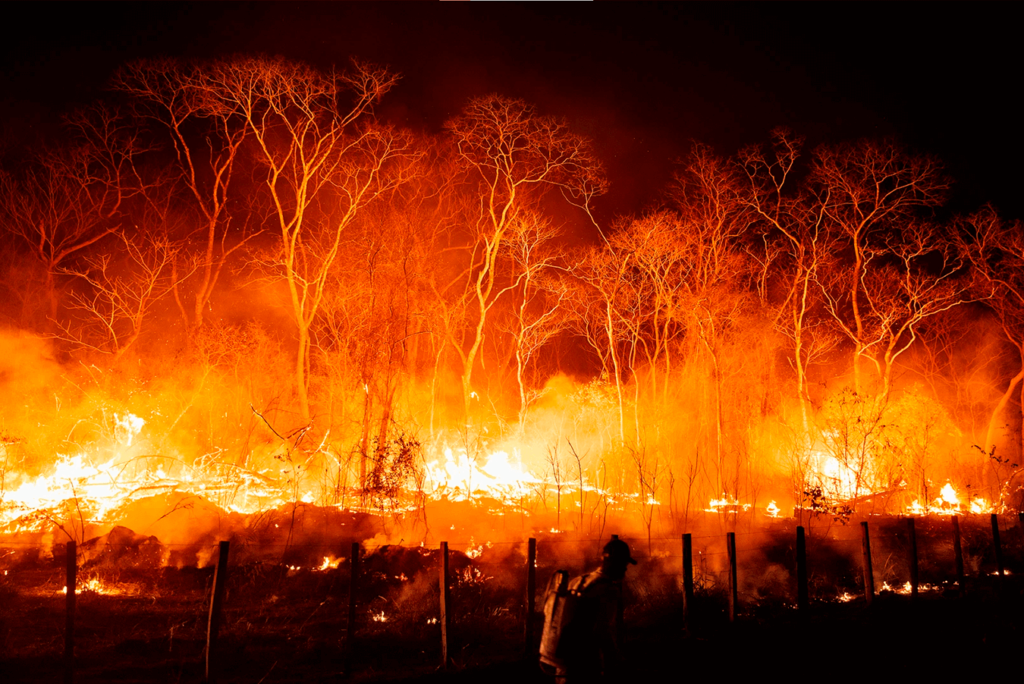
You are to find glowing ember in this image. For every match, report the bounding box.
[371,611,387,623]
[62,577,121,595]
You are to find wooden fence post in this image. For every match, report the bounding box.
[991,514,1005,579]
[907,518,919,600]
[860,522,874,606]
[524,538,536,656]
[439,541,450,669]
[952,515,965,589]
[204,541,230,684]
[682,534,693,630]
[611,536,624,646]
[345,542,360,675]
[796,526,808,611]
[726,532,737,622]
[65,540,76,684]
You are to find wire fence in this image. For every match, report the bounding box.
[1,513,1023,682]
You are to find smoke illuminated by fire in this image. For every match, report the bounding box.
[0,55,1020,559]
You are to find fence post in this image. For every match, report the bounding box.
[345,542,360,675]
[65,540,76,684]
[796,526,808,611]
[726,532,737,622]
[682,534,693,630]
[524,538,536,656]
[907,517,919,600]
[991,514,1005,579]
[609,534,625,645]
[952,515,965,589]
[860,522,874,606]
[204,541,230,684]
[439,541,450,669]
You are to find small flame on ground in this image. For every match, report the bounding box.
[62,577,120,595]
[316,556,342,571]
[904,483,996,516]
[705,494,751,513]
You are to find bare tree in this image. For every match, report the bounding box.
[0,104,149,324]
[444,95,606,420]
[957,207,1024,459]
[670,146,750,494]
[741,130,838,431]
[113,59,259,336]
[56,232,183,359]
[500,212,570,430]
[209,56,414,423]
[812,139,948,393]
[630,445,661,554]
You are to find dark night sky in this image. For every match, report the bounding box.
[2,3,1020,221]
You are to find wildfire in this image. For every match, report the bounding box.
[765,500,780,518]
[371,610,387,623]
[904,483,996,516]
[0,411,315,534]
[705,494,751,514]
[424,448,540,502]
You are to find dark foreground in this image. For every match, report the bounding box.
[409,584,1022,684]
[3,516,1021,683]
[4,581,1020,683]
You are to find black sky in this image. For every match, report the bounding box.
[2,3,1020,220]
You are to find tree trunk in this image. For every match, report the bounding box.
[295,325,311,424]
[984,365,1024,456]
